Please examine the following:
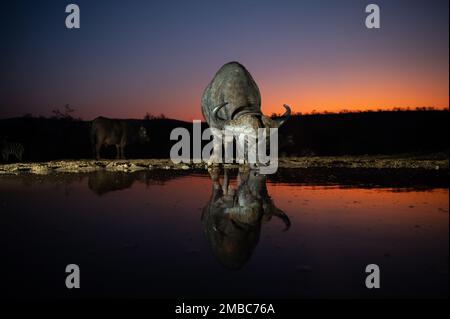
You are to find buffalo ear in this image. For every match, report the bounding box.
[261,116,282,132]
[261,115,274,128]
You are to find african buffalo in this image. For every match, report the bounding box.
[201,62,292,164]
[91,117,149,160]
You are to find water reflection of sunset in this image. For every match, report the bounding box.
[1,173,448,298]
[268,185,448,228]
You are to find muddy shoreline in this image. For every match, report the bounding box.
[0,154,447,175]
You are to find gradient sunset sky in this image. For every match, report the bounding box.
[1,0,448,121]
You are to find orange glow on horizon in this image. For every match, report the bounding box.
[139,67,449,122]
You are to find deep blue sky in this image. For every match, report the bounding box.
[1,0,448,120]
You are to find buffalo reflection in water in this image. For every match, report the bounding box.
[202,167,291,270]
[88,171,137,195]
[87,170,173,195]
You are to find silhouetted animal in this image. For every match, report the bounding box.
[202,167,290,270]
[91,117,149,160]
[88,170,138,195]
[1,138,24,162]
[201,62,292,164]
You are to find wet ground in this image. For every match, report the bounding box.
[0,154,448,174]
[1,167,448,299]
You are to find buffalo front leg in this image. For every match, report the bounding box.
[223,168,232,195]
[119,137,127,159]
[92,142,97,160]
[205,128,223,166]
[120,145,126,159]
[94,140,102,160]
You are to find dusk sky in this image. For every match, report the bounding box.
[1,0,448,121]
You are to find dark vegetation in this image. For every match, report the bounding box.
[279,109,449,156]
[0,108,448,162]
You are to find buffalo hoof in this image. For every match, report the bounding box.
[207,154,222,166]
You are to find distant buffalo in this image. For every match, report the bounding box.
[91,117,149,160]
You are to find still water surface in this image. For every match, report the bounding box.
[1,169,448,298]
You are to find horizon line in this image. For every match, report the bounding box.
[1,106,449,122]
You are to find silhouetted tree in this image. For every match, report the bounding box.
[144,112,156,120]
[51,104,76,120]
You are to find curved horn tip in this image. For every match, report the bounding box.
[272,104,291,127]
[282,104,291,115]
[213,102,228,122]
